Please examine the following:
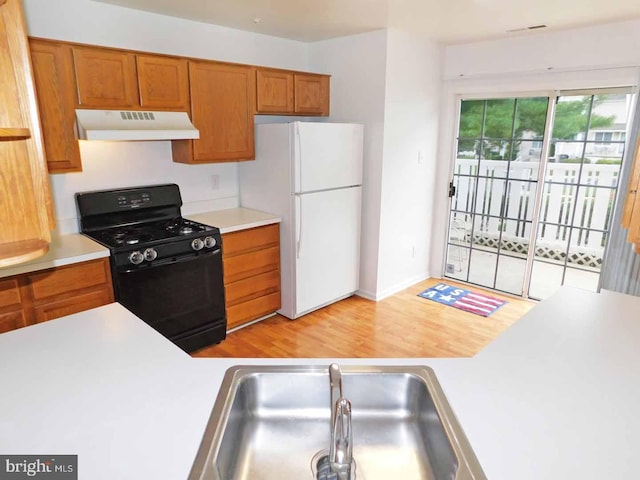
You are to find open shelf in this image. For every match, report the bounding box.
[0,238,49,268]
[0,127,31,140]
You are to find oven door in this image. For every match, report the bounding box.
[114,249,226,352]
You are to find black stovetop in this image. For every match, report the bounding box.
[87,217,216,250]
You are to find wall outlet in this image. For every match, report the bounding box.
[211,174,220,190]
[418,151,424,164]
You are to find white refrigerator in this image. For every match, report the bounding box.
[239,121,364,319]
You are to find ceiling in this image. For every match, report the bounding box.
[93,0,640,45]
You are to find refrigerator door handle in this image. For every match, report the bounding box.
[296,194,303,259]
[295,123,302,193]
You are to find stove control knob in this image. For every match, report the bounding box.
[204,236,217,248]
[143,248,158,262]
[129,251,144,265]
[191,238,205,251]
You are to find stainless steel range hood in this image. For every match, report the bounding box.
[76,109,199,141]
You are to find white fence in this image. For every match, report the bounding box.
[451,159,620,256]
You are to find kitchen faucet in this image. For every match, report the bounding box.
[328,364,353,480]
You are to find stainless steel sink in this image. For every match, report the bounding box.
[189,365,486,480]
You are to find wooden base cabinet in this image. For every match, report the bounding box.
[0,257,114,333]
[0,278,28,334]
[222,224,281,330]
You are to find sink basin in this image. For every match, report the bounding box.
[189,365,486,480]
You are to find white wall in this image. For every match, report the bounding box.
[23,0,310,233]
[431,20,640,278]
[376,29,442,298]
[309,30,388,300]
[445,19,640,79]
[310,29,443,300]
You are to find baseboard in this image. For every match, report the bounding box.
[356,271,431,302]
[354,289,377,301]
[227,312,277,333]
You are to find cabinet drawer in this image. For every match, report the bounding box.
[223,246,279,284]
[33,287,113,324]
[226,292,281,330]
[0,278,21,308]
[222,224,279,256]
[28,258,111,301]
[225,270,280,307]
[0,310,28,334]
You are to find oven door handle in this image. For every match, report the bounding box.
[118,249,221,274]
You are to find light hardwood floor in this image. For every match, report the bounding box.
[193,278,535,358]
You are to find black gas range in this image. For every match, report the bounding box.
[76,184,226,353]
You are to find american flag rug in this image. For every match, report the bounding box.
[417,283,507,317]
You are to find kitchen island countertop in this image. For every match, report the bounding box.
[0,287,638,479]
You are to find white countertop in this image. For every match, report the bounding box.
[186,207,281,234]
[0,287,638,479]
[0,233,109,279]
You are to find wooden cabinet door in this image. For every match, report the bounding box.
[29,39,82,173]
[180,61,255,163]
[294,73,330,115]
[0,310,28,334]
[72,46,139,107]
[256,68,294,114]
[622,137,640,252]
[137,54,189,110]
[0,277,27,332]
[32,287,113,324]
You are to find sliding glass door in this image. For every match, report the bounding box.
[445,89,633,299]
[528,92,631,299]
[446,96,549,296]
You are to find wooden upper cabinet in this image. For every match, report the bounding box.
[72,46,139,108]
[255,68,330,116]
[173,61,255,164]
[27,37,330,168]
[29,39,82,173]
[256,68,294,114]
[137,54,189,110]
[294,73,330,115]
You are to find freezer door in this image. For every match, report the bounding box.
[294,186,361,317]
[293,122,363,193]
